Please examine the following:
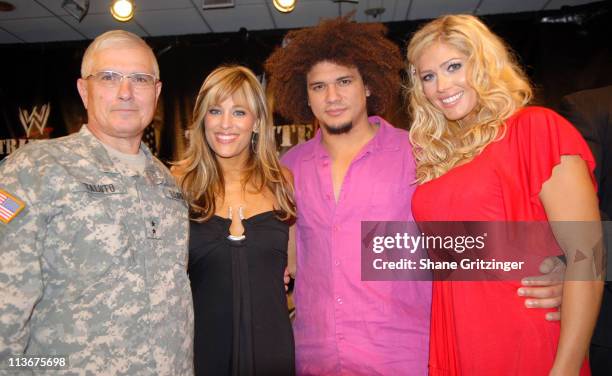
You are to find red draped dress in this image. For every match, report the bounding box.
[412,107,596,375]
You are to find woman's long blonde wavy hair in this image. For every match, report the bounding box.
[174,65,295,222]
[406,14,533,183]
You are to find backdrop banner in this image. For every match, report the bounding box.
[1,2,610,162]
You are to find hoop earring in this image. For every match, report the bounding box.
[251,131,259,154]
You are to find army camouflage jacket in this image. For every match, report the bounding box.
[0,126,194,375]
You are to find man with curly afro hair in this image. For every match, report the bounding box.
[265,16,431,375]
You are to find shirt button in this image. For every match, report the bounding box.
[335,260,341,266]
[333,225,339,231]
[336,297,343,304]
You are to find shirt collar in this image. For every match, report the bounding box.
[78,125,165,183]
[304,115,402,161]
[78,125,119,173]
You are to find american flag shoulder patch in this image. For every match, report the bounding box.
[0,188,26,224]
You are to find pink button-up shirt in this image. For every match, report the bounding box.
[282,116,431,376]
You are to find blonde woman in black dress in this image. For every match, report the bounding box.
[174,66,296,375]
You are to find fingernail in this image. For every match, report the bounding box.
[525,300,535,308]
[545,313,553,321]
[517,288,525,296]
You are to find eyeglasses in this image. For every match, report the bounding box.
[85,70,158,88]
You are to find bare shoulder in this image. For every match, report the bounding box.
[280,165,294,184]
[169,162,187,182]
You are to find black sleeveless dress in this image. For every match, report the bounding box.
[188,211,295,376]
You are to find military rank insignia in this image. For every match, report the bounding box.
[0,189,25,224]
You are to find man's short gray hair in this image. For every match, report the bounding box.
[81,30,159,78]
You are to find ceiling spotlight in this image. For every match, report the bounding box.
[62,0,89,22]
[202,0,234,9]
[110,0,135,22]
[365,7,385,18]
[273,0,296,13]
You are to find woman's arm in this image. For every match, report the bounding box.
[540,155,604,375]
[288,225,297,278]
[281,166,297,279]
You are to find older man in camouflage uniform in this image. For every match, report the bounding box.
[0,31,193,375]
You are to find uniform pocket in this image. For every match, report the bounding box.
[151,186,189,269]
[44,180,134,295]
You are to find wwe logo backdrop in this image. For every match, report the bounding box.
[18,104,51,139]
[0,102,54,160]
[0,50,78,161]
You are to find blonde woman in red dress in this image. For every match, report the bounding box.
[406,14,603,376]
